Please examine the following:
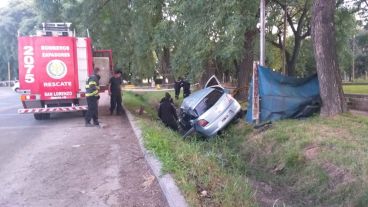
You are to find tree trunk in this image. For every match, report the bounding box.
[214,59,225,81]
[160,47,174,83]
[236,30,257,100]
[287,36,302,76]
[200,59,217,86]
[311,0,347,117]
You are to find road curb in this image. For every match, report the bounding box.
[123,105,188,207]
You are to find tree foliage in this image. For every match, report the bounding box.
[265,0,366,79]
[354,30,368,79]
[266,0,312,76]
[0,0,366,87]
[0,0,37,80]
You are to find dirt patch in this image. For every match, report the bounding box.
[304,145,320,160]
[322,162,355,190]
[312,125,351,140]
[249,180,289,207]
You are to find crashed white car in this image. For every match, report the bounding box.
[178,76,242,138]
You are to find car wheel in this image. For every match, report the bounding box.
[217,130,223,136]
[232,110,244,123]
[182,127,195,139]
[14,88,19,92]
[237,110,244,119]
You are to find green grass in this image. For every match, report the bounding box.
[123,91,256,207]
[123,91,368,207]
[343,84,368,94]
[241,115,368,206]
[141,121,255,206]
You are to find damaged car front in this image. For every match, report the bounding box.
[179,76,242,138]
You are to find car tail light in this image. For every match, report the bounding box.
[198,119,209,127]
[226,94,233,101]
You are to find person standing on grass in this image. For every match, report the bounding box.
[108,70,123,115]
[158,92,178,131]
[85,67,101,127]
[182,79,191,98]
[174,77,182,100]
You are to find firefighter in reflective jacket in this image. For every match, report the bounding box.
[85,67,101,127]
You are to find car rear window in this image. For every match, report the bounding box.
[194,89,223,116]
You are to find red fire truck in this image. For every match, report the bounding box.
[17,23,112,120]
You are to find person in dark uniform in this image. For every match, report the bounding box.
[158,92,178,131]
[174,77,182,100]
[108,71,123,115]
[85,67,101,127]
[182,80,191,98]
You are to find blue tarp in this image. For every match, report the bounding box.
[246,65,320,123]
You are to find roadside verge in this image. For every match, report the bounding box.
[123,105,188,207]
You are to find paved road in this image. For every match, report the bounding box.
[0,87,168,207]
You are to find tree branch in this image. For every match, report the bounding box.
[296,0,309,34]
[266,31,283,50]
[301,26,311,39]
[272,0,297,33]
[286,11,297,34]
[272,0,285,7]
[268,39,283,49]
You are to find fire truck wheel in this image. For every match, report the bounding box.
[42,113,51,120]
[33,113,50,120]
[34,114,43,120]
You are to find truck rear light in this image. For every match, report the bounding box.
[21,94,37,101]
[198,119,209,127]
[77,93,86,98]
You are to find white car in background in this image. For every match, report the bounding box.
[12,81,20,92]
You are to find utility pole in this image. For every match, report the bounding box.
[8,61,11,87]
[260,0,266,66]
[352,35,355,82]
[282,2,287,75]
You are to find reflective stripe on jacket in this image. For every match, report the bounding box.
[86,74,100,97]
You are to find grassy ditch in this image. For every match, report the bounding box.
[123,91,256,206]
[123,90,368,207]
